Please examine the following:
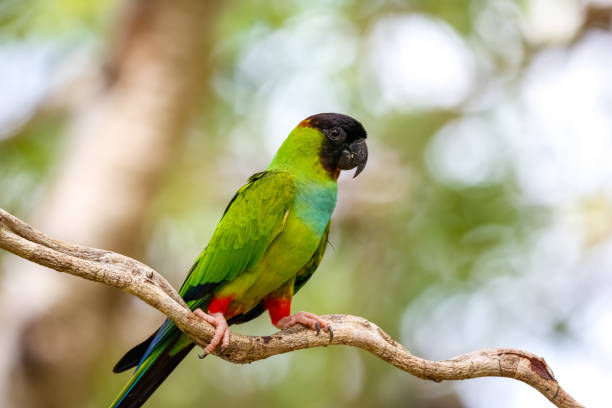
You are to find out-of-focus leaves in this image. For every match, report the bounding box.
[0,117,64,214]
[2,0,612,407]
[0,0,118,37]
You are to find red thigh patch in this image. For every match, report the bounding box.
[208,296,234,316]
[263,296,292,326]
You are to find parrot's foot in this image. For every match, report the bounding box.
[275,311,333,343]
[193,309,230,355]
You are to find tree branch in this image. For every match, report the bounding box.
[0,208,583,408]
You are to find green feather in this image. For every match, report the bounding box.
[110,120,353,408]
[181,170,295,291]
[294,222,330,294]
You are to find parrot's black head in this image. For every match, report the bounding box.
[301,113,368,178]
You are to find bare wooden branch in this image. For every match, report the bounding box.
[0,208,583,408]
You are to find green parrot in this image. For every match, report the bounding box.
[110,113,368,407]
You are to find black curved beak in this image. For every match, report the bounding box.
[337,138,368,178]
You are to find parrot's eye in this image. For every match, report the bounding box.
[327,127,345,142]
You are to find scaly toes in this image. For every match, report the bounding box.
[193,308,207,319]
[193,309,230,355]
[222,323,230,348]
[297,311,328,332]
[278,311,330,336]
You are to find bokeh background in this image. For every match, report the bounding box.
[1,0,612,407]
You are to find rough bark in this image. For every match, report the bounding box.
[0,0,221,406]
[0,209,584,408]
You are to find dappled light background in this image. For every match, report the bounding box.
[1,0,612,407]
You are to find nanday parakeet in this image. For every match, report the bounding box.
[110,113,368,407]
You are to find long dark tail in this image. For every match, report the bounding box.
[109,303,267,407]
[109,334,195,408]
[113,333,157,373]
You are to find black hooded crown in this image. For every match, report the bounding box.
[305,113,367,143]
[302,113,368,177]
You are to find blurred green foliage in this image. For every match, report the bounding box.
[1,0,602,407]
[0,0,117,37]
[0,117,63,215]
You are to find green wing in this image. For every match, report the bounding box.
[138,170,295,355]
[294,221,330,294]
[227,221,330,326]
[179,170,296,305]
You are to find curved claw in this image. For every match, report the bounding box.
[275,311,331,342]
[328,325,334,344]
[198,352,208,359]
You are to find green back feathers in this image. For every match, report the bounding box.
[110,114,365,408]
[180,171,296,292]
[183,124,335,292]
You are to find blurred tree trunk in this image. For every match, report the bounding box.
[0,0,222,406]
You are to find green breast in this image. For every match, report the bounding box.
[215,180,337,311]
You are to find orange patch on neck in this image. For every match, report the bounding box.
[298,118,313,128]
